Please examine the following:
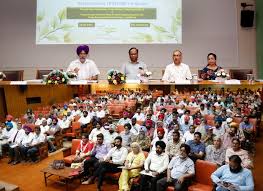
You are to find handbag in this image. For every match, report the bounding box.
[52,160,65,169]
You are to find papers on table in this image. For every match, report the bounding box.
[208,80,241,84]
[87,80,98,83]
[140,170,156,177]
[168,80,191,84]
[126,80,140,84]
[69,80,98,85]
[10,81,27,85]
[224,80,241,84]
[26,79,43,84]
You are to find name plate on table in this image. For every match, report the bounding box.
[87,80,98,83]
[10,81,27,85]
[126,80,140,84]
[171,80,191,84]
[224,80,241,84]
[26,79,43,84]
[69,80,98,85]
[69,80,88,85]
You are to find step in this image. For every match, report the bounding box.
[0,181,19,191]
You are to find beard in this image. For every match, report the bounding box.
[230,166,242,173]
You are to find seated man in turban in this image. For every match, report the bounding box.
[67,45,100,80]
[151,127,168,151]
[140,141,169,191]
[133,126,151,152]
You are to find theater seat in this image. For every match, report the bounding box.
[36,69,52,79]
[63,139,81,165]
[229,69,253,80]
[64,121,81,138]
[167,186,175,191]
[188,184,212,191]
[37,142,49,160]
[3,70,24,81]
[188,160,217,191]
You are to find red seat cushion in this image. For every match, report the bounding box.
[63,155,75,164]
[65,133,76,137]
[188,183,213,191]
[167,186,174,191]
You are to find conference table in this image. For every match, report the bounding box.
[0,80,262,120]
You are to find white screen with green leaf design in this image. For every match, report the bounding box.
[36,0,182,44]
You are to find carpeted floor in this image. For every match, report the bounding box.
[1,138,263,191]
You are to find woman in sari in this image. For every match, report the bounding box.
[118,142,145,191]
[200,53,222,80]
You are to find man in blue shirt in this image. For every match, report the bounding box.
[211,155,254,191]
[186,132,205,162]
[239,116,253,134]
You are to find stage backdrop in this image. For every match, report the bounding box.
[0,0,256,79]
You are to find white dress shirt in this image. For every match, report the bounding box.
[105,146,128,165]
[104,131,119,144]
[35,118,45,126]
[31,133,46,145]
[8,128,25,144]
[183,131,194,142]
[58,119,71,129]
[89,128,106,142]
[78,115,91,125]
[132,113,145,121]
[1,127,17,139]
[96,110,106,118]
[71,110,81,117]
[67,59,100,80]
[40,125,50,134]
[144,151,169,173]
[162,63,192,82]
[21,133,34,147]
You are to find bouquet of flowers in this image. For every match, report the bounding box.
[107,69,126,85]
[45,70,69,84]
[137,67,152,82]
[0,72,6,81]
[66,71,78,79]
[215,69,230,79]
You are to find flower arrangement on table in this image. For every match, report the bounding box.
[137,67,152,83]
[215,69,230,81]
[45,70,69,84]
[107,69,126,85]
[0,72,6,81]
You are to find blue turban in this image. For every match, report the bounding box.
[139,126,147,133]
[215,116,223,123]
[76,45,89,55]
[5,122,13,128]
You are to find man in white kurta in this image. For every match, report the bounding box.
[162,50,192,82]
[67,45,100,80]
